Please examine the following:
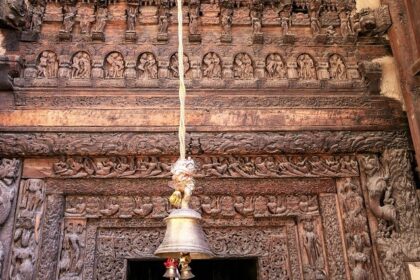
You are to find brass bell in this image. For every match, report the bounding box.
[180,265,195,279]
[163,259,180,279]
[154,208,214,259]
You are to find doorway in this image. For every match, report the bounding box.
[127,258,258,280]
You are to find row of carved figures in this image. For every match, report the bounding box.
[30,50,356,81]
[22,0,391,44]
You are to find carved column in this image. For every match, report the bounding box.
[8,179,46,280]
[36,194,64,280]
[0,158,21,279]
[336,178,379,280]
[358,150,420,280]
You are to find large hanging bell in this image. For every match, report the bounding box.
[154,208,214,259]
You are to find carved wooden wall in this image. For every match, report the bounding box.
[1,0,420,279]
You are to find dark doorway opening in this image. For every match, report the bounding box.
[127,257,258,280]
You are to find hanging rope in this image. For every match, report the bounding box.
[177,0,186,160]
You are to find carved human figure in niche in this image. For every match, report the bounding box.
[233,53,254,79]
[339,8,352,37]
[138,52,158,79]
[266,53,286,79]
[202,52,222,79]
[329,54,347,80]
[12,247,34,280]
[350,234,369,280]
[133,196,153,217]
[59,221,85,277]
[126,6,137,31]
[105,52,125,79]
[30,5,44,32]
[158,0,171,34]
[169,52,190,78]
[221,7,233,35]
[92,7,108,33]
[303,220,323,268]
[297,54,316,80]
[71,52,91,79]
[61,5,77,33]
[79,9,92,34]
[279,4,292,36]
[309,1,321,35]
[37,51,58,78]
[188,0,200,35]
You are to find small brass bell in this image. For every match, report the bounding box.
[180,265,195,279]
[163,259,180,279]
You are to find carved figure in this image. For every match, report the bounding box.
[58,220,85,278]
[339,9,352,37]
[158,0,171,34]
[329,54,347,80]
[30,5,44,32]
[37,51,58,78]
[133,196,153,217]
[92,7,108,33]
[202,52,222,79]
[221,6,233,35]
[302,220,326,279]
[297,54,316,80]
[188,0,200,35]
[168,158,196,209]
[349,235,369,280]
[0,159,20,224]
[233,53,254,79]
[126,6,137,31]
[266,53,286,79]
[169,52,190,78]
[79,9,92,34]
[309,1,321,35]
[105,52,125,79]
[137,52,158,79]
[71,52,91,79]
[61,5,77,33]
[279,4,292,36]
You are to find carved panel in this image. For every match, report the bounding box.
[0,131,410,157]
[0,158,21,278]
[9,179,46,280]
[63,194,319,219]
[93,225,297,279]
[31,155,360,179]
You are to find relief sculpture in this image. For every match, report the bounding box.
[37,51,58,78]
[202,52,222,79]
[137,52,158,79]
[233,53,254,79]
[9,179,45,280]
[71,52,91,79]
[48,155,359,178]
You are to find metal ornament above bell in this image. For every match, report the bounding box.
[154,208,214,259]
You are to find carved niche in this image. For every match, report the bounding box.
[329,54,347,80]
[202,52,222,79]
[9,179,46,280]
[137,52,158,79]
[233,53,254,79]
[266,53,286,79]
[71,52,91,79]
[169,52,190,79]
[297,54,317,80]
[37,51,59,78]
[104,52,125,79]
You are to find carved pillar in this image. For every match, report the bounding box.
[317,62,330,80]
[23,55,38,79]
[0,158,21,279]
[319,193,347,279]
[358,150,420,280]
[158,58,169,79]
[124,58,137,79]
[91,56,104,79]
[222,57,233,79]
[58,55,71,79]
[8,179,46,280]
[36,194,64,280]
[336,178,379,280]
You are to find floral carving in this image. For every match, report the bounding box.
[104,52,125,79]
[297,54,317,80]
[71,52,91,79]
[329,54,347,80]
[37,51,58,78]
[266,53,286,79]
[233,53,254,79]
[202,52,222,79]
[137,52,158,79]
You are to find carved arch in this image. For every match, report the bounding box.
[104,52,125,79]
[202,52,222,79]
[233,52,254,80]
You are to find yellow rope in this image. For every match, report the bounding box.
[177,0,186,160]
